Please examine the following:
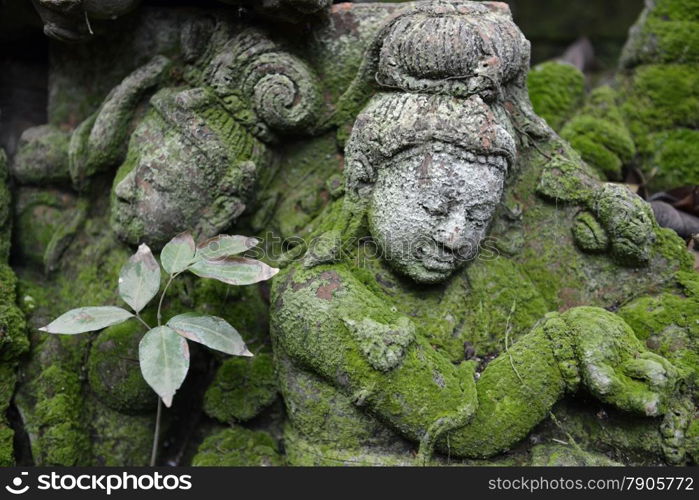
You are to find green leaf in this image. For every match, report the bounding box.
[195,235,259,261]
[189,257,278,285]
[160,231,196,274]
[138,326,189,407]
[39,306,133,334]
[119,243,161,313]
[167,313,252,356]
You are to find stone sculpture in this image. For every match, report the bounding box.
[270,1,696,465]
[1,0,696,467]
[13,21,321,248]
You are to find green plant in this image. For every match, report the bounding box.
[39,232,278,465]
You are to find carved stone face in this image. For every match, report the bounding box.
[368,142,506,284]
[111,111,219,247]
[111,88,262,248]
[346,92,516,284]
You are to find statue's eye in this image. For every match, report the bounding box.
[467,203,493,222]
[137,164,174,192]
[421,198,449,216]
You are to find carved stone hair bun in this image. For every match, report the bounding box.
[375,1,530,97]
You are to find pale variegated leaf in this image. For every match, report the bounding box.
[160,231,196,274]
[138,326,189,407]
[39,306,133,334]
[119,243,161,313]
[196,235,259,261]
[167,313,251,356]
[188,257,278,285]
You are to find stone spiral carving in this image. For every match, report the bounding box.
[244,52,322,133]
[204,29,321,139]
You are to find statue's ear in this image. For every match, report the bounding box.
[196,160,259,239]
[196,195,247,241]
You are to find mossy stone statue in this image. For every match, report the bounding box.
[271,1,696,466]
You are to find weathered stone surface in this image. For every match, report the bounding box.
[271,1,696,466]
[1,0,696,468]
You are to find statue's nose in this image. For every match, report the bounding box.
[114,170,136,203]
[433,212,467,251]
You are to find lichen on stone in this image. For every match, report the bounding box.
[191,426,283,466]
[203,353,279,423]
[528,61,585,131]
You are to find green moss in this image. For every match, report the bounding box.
[615,0,699,189]
[642,18,699,63]
[254,133,341,243]
[561,89,635,181]
[558,87,634,181]
[187,277,269,351]
[88,319,157,414]
[203,353,278,423]
[617,274,699,386]
[0,265,29,361]
[530,443,621,466]
[527,62,585,131]
[591,183,655,267]
[191,426,283,466]
[534,150,597,204]
[0,425,14,466]
[87,393,153,466]
[0,149,11,261]
[13,188,79,268]
[622,0,699,66]
[653,227,694,271]
[11,125,71,185]
[0,261,29,465]
[647,128,699,189]
[548,400,667,465]
[572,211,609,252]
[30,365,91,465]
[621,64,699,154]
[14,201,128,465]
[687,418,699,463]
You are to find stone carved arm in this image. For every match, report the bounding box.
[273,265,479,458]
[274,265,679,459]
[69,55,172,190]
[536,148,657,267]
[439,307,678,458]
[11,55,171,189]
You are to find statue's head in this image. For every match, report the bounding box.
[111,27,321,248]
[111,87,266,248]
[347,93,515,284]
[344,1,530,284]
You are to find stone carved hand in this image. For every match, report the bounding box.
[536,152,656,267]
[342,316,416,373]
[588,183,656,266]
[560,307,678,417]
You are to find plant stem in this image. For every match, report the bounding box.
[150,398,162,466]
[157,273,178,327]
[150,271,180,467]
[135,313,151,330]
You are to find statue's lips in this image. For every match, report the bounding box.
[421,255,457,272]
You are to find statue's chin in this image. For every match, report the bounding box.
[110,204,143,246]
[391,260,460,285]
